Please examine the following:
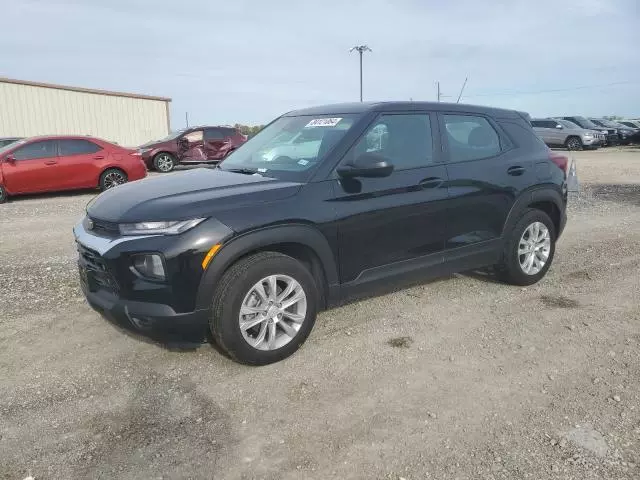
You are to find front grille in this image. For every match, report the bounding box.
[77,243,119,293]
[89,217,119,235]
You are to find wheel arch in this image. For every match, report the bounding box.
[195,224,339,311]
[502,187,565,240]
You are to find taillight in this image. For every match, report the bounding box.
[548,149,569,174]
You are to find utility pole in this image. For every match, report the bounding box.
[185,112,190,128]
[437,82,441,102]
[350,45,372,102]
[456,77,469,103]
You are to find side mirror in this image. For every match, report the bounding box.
[5,155,15,164]
[556,124,563,129]
[337,152,394,178]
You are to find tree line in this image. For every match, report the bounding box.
[234,124,265,138]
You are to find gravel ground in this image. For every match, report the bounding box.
[1,149,639,479]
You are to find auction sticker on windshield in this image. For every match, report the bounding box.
[306,118,342,128]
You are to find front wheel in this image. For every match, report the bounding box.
[0,184,8,204]
[210,252,318,365]
[99,168,128,191]
[565,136,583,151]
[153,152,176,173]
[496,209,556,286]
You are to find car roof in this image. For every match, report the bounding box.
[15,135,106,142]
[285,101,523,119]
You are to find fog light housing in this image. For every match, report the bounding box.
[131,254,166,281]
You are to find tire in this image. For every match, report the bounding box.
[153,152,176,172]
[0,184,7,204]
[565,136,583,151]
[99,168,128,191]
[496,209,556,286]
[210,252,319,365]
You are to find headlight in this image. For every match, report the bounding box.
[119,218,206,235]
[583,133,593,138]
[138,148,151,154]
[131,254,166,281]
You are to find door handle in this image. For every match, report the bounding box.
[44,160,57,165]
[507,166,525,176]
[93,155,105,160]
[419,177,444,189]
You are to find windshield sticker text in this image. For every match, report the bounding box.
[305,118,342,128]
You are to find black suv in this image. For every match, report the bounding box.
[74,102,568,365]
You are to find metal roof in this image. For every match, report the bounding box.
[0,76,171,102]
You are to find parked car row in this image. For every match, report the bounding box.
[0,124,248,202]
[532,116,640,150]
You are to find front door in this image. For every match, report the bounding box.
[440,113,535,256]
[332,112,449,287]
[178,130,206,163]
[2,139,59,194]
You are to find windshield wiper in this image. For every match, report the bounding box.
[224,167,261,175]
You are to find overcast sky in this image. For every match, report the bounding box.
[2,0,639,127]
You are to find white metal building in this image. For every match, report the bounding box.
[0,77,171,147]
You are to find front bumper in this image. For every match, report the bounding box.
[80,281,208,332]
[74,217,233,333]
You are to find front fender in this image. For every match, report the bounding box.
[195,223,339,311]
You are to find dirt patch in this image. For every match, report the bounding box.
[387,336,413,348]
[540,295,581,309]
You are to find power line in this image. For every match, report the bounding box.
[463,80,640,98]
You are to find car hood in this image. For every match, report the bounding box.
[87,168,302,223]
[139,139,173,149]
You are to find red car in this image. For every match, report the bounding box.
[137,126,248,172]
[0,135,147,203]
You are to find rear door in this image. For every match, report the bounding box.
[56,139,105,189]
[440,112,535,257]
[2,140,59,193]
[203,128,227,161]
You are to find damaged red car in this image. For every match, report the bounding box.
[137,126,247,172]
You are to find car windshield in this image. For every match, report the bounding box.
[0,138,26,155]
[219,114,361,181]
[155,129,187,142]
[571,117,599,129]
[558,120,580,129]
[594,119,620,128]
[618,121,638,128]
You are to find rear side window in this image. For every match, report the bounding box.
[204,128,224,140]
[12,140,57,160]
[59,139,101,156]
[443,114,501,162]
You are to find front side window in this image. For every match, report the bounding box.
[347,113,433,170]
[443,114,501,162]
[12,140,57,161]
[59,139,101,156]
[219,114,361,181]
[183,130,204,142]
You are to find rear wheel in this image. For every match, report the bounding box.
[99,168,128,191]
[153,152,176,172]
[210,252,319,365]
[0,184,7,203]
[497,209,556,286]
[565,136,583,151]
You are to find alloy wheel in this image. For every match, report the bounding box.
[238,274,307,351]
[103,171,126,189]
[567,138,582,150]
[518,222,551,275]
[156,154,174,172]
